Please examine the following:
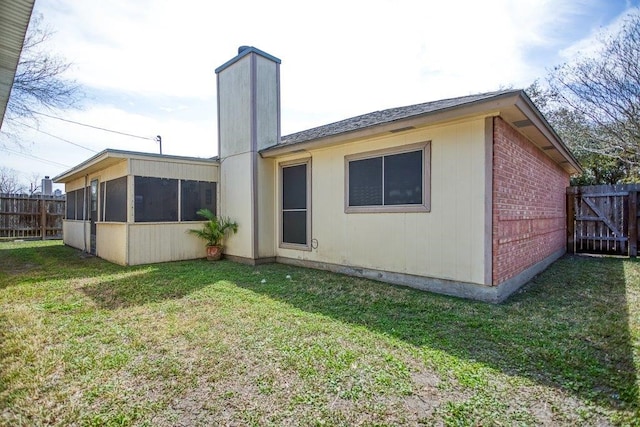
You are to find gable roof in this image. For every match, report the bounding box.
[261,89,582,175]
[279,90,517,147]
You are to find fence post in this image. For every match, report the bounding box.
[629,191,637,257]
[566,187,576,254]
[40,199,46,240]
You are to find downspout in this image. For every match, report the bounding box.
[83,174,88,253]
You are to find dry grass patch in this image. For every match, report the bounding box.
[0,240,638,426]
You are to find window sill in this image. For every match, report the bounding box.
[279,242,312,251]
[345,204,430,214]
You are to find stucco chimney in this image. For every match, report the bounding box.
[215,47,281,263]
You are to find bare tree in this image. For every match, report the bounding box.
[27,172,42,196]
[0,167,26,194]
[546,12,640,168]
[4,14,80,123]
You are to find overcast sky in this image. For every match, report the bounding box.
[1,0,639,191]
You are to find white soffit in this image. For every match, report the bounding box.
[0,0,35,126]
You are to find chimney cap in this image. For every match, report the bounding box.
[215,46,281,74]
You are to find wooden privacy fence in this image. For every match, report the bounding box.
[0,194,65,240]
[567,184,640,257]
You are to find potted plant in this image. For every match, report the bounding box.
[188,208,238,260]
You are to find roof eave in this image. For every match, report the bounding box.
[260,91,521,158]
[0,0,36,126]
[53,149,219,183]
[261,90,582,175]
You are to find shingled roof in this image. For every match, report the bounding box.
[277,89,519,147]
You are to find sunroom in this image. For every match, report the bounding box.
[54,149,219,265]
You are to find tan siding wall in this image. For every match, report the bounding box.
[257,157,276,258]
[62,220,88,250]
[96,223,127,265]
[96,161,128,182]
[220,153,254,258]
[128,223,205,265]
[66,177,88,193]
[130,159,218,181]
[65,161,128,192]
[275,117,488,285]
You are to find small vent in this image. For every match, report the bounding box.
[513,119,533,128]
[390,126,416,133]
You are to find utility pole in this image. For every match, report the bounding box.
[156,135,162,155]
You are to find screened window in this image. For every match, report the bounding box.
[100,182,105,220]
[76,188,86,220]
[346,142,430,213]
[181,180,216,221]
[66,190,76,219]
[281,161,310,248]
[66,188,87,220]
[134,176,178,222]
[104,176,127,222]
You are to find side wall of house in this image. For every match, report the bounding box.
[275,117,489,287]
[492,116,569,286]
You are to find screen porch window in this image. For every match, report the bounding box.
[281,161,310,249]
[65,188,87,220]
[346,142,430,213]
[103,176,127,222]
[134,176,178,222]
[181,180,216,221]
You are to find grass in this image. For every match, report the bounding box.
[0,240,639,426]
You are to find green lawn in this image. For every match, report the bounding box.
[0,240,638,426]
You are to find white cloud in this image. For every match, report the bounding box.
[2,0,636,184]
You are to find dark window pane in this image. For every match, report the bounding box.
[66,191,76,219]
[282,164,307,210]
[181,180,216,221]
[384,150,422,205]
[134,176,178,222]
[282,211,306,244]
[100,182,106,221]
[349,157,382,206]
[105,177,127,222]
[76,188,86,220]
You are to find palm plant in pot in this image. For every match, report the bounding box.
[188,208,238,260]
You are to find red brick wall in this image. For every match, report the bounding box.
[492,117,569,285]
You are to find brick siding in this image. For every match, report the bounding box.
[492,117,569,285]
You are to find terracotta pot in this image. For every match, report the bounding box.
[206,245,223,261]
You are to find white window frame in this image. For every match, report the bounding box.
[344,141,431,213]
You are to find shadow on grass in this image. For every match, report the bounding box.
[0,242,126,290]
[79,262,217,309]
[234,255,638,414]
[0,242,212,307]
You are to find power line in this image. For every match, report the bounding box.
[17,121,98,153]
[33,111,157,141]
[0,146,72,168]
